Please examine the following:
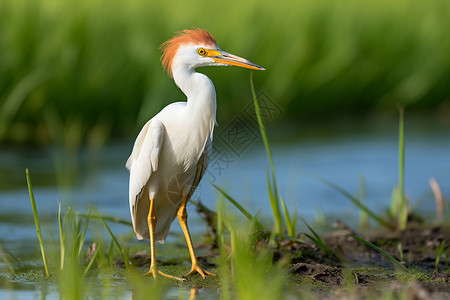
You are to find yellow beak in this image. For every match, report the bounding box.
[209,50,265,71]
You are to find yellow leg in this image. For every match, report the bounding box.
[178,196,216,279]
[144,198,184,281]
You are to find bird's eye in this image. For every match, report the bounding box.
[197,48,207,57]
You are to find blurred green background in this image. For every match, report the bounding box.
[1,0,449,146]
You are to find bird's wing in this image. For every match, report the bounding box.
[126,119,165,229]
[185,138,211,201]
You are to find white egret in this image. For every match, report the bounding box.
[126,28,264,280]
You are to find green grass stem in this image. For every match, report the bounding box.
[397,107,407,230]
[435,241,445,270]
[58,202,65,271]
[250,73,283,233]
[348,233,409,273]
[265,171,283,234]
[250,73,296,237]
[26,168,50,278]
[301,219,337,259]
[74,209,90,260]
[279,188,296,237]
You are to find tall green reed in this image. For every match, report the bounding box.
[389,107,408,230]
[28,167,94,297]
[250,73,296,237]
[214,74,297,238]
[2,0,450,144]
[26,168,50,278]
[397,107,408,230]
[301,218,338,260]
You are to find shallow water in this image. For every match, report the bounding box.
[0,119,449,298]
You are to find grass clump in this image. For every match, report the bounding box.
[217,199,288,300]
[24,167,292,299]
[25,168,143,298]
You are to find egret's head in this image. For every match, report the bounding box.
[161,28,264,77]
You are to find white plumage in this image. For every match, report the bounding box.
[126,28,263,280]
[126,75,215,242]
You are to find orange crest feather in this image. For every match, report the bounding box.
[160,28,218,77]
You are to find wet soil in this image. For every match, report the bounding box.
[285,224,450,299]
[118,223,449,299]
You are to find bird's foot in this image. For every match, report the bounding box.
[144,266,185,281]
[183,263,216,279]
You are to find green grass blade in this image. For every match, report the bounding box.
[76,209,91,259]
[250,73,284,234]
[250,74,296,237]
[279,188,295,237]
[435,241,445,270]
[303,233,328,253]
[284,236,308,244]
[270,173,283,232]
[249,73,275,172]
[312,174,392,229]
[58,201,65,271]
[348,233,409,273]
[83,243,101,277]
[397,107,407,230]
[26,168,50,278]
[92,207,129,267]
[266,172,282,233]
[301,219,335,257]
[212,183,264,230]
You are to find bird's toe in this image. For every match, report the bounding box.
[144,266,185,281]
[184,263,216,279]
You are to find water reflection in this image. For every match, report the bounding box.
[189,287,198,300]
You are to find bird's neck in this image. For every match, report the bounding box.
[173,68,217,127]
